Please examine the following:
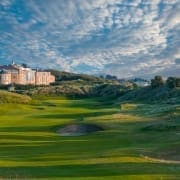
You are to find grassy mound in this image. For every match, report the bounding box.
[23,83,133,98]
[0,90,31,104]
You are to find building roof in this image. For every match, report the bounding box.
[0,62,53,73]
[0,64,19,71]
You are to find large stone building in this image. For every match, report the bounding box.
[0,61,55,85]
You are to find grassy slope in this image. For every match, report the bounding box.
[0,90,31,104]
[0,96,179,179]
[118,86,180,104]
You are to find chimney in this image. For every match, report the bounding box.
[12,60,15,65]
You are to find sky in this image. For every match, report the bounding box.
[0,0,179,78]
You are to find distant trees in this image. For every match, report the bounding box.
[166,77,180,88]
[48,69,100,82]
[151,76,164,88]
[151,76,180,89]
[21,63,29,68]
[105,74,118,80]
[176,78,180,87]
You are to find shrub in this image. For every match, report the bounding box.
[0,90,31,104]
[166,77,180,88]
[166,77,176,88]
[151,76,164,88]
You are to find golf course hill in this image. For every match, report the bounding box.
[0,73,179,179]
[4,70,135,97]
[0,90,31,104]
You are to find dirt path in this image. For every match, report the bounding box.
[140,154,180,164]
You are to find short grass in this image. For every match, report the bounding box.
[0,96,179,179]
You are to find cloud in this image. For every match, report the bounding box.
[0,0,179,78]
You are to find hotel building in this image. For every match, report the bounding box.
[0,61,55,85]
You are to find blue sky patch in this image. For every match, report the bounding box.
[0,0,179,78]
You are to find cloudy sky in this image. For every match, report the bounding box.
[0,0,179,78]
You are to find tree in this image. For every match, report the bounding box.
[175,78,180,87]
[151,76,164,88]
[166,77,180,88]
[166,77,176,88]
[105,74,118,80]
[21,63,29,68]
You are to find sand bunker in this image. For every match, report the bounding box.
[57,123,104,136]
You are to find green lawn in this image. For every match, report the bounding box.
[0,96,179,179]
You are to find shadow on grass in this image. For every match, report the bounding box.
[31,110,117,119]
[0,162,179,179]
[64,99,117,110]
[0,126,52,132]
[31,97,117,110]
[119,103,179,118]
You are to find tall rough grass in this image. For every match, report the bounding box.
[0,90,31,104]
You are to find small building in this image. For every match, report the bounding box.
[8,86,15,91]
